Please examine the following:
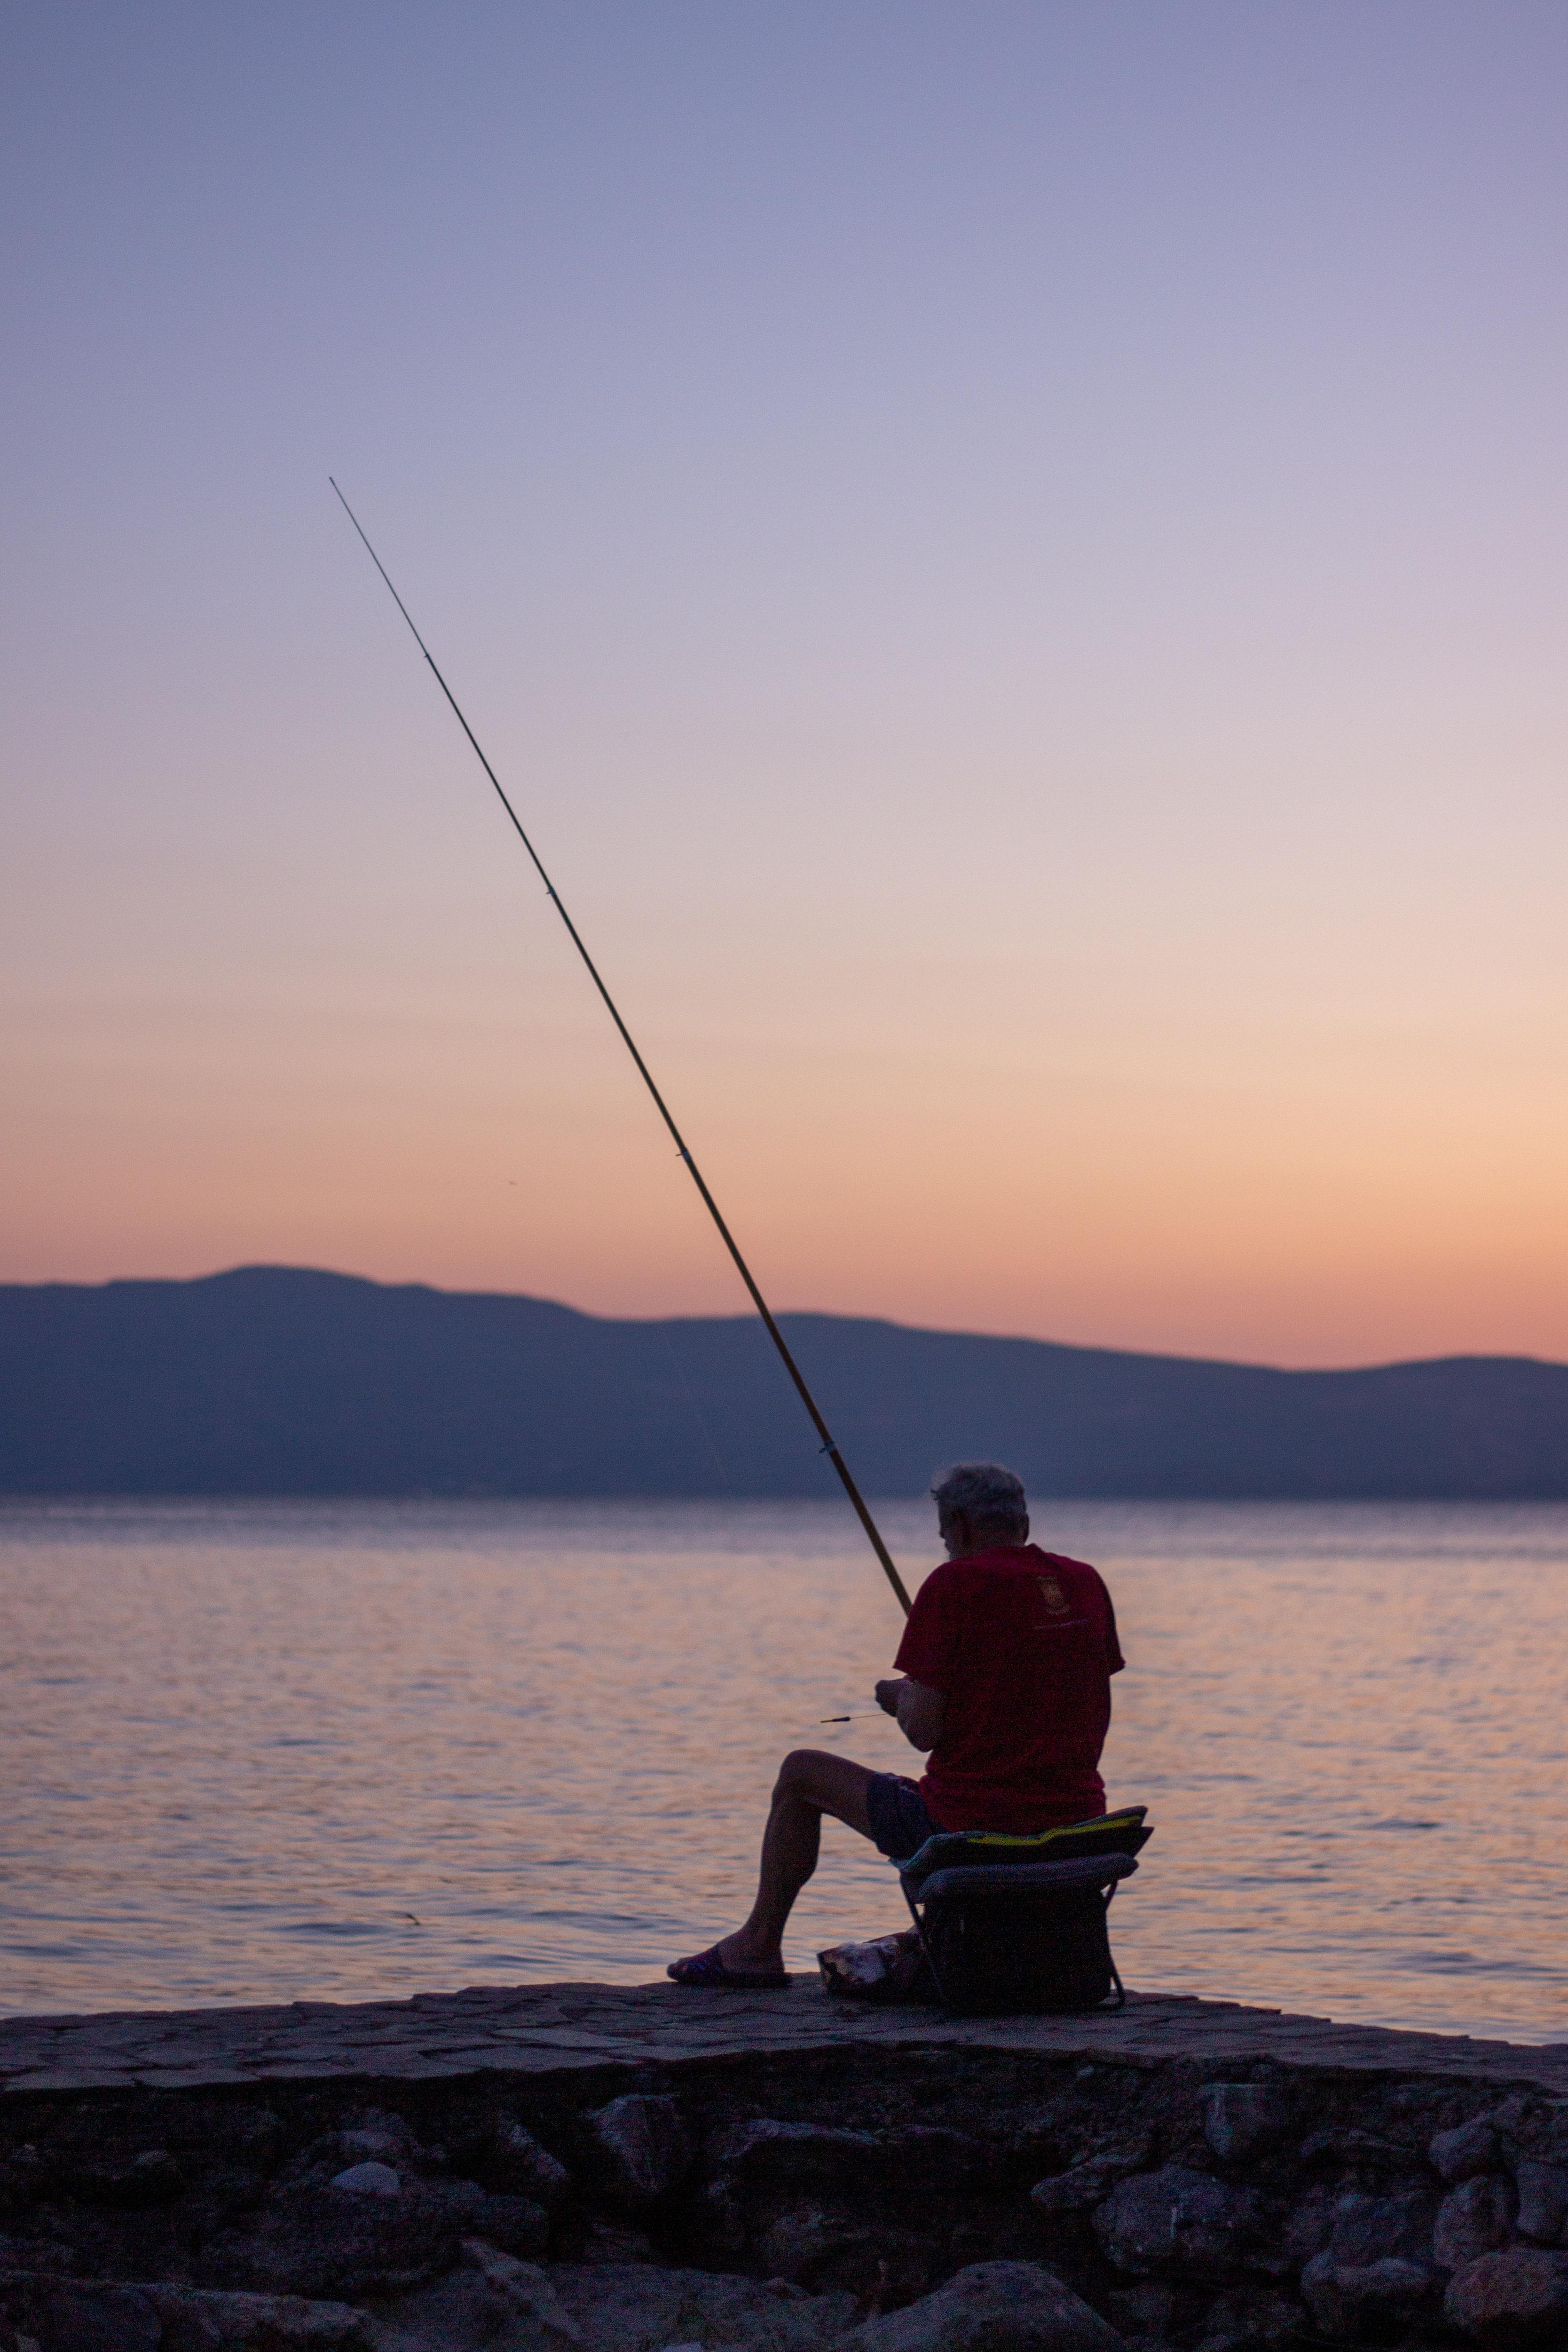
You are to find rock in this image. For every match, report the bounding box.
[583,2096,692,2207]
[756,2205,879,2282]
[415,2179,549,2258]
[846,2260,1126,2350]
[1299,2251,1435,2340]
[1514,2161,1568,2247]
[1193,2286,1304,2347]
[0,2275,372,2351]
[336,2134,405,2168]
[367,2260,589,2352]
[1104,2282,1174,2340]
[0,2145,44,2224]
[1093,2167,1259,2282]
[0,2234,74,2282]
[362,2271,524,2352]
[281,2119,425,2197]
[195,2183,459,2299]
[1444,2247,1568,2345]
[338,2112,421,2164]
[1297,2125,1409,2169]
[545,2260,860,2351]
[1433,2118,1502,2185]
[458,2241,584,2338]
[55,2148,184,2209]
[336,2134,398,2163]
[473,2121,571,2209]
[1436,2176,1517,2269]
[575,2218,656,2264]
[0,2279,163,2352]
[1323,2187,1437,2266]
[1032,2143,1152,2215]
[1032,2161,1131,2216]
[121,2151,186,2208]
[692,2178,748,2259]
[753,2206,931,2302]
[1202,2085,1289,2162]
[880,2126,990,2186]
[710,2119,884,2193]
[699,2119,891,2274]
[701,2126,931,2286]
[1489,2092,1568,2163]
[226,2112,288,2166]
[1280,2185,1333,2266]
[330,2164,401,2197]
[148,2285,374,2348]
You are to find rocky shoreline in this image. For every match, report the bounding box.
[4,1980,1568,2350]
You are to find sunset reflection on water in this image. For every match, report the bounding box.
[3,1497,1565,2041]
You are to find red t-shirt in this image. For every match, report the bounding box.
[893,1542,1125,1832]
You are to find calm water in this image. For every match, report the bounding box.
[2,1497,1566,2042]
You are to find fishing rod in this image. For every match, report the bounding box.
[331,480,912,1617]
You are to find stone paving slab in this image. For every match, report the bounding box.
[4,1979,1568,2099]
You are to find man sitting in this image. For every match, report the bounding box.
[669,1460,1125,1988]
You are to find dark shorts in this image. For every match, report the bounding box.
[865,1772,940,1862]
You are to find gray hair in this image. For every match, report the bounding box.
[930,1461,1028,1534]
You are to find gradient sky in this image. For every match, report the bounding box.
[4,4,1567,1367]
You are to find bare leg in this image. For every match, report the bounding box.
[710,1749,877,1974]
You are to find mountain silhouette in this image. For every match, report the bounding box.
[2,1265,1566,1499]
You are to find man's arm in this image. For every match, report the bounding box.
[874,1675,946,1754]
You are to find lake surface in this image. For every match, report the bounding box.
[3,1496,1566,2041]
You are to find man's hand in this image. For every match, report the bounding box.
[895,1677,946,1753]
[873,1675,946,1752]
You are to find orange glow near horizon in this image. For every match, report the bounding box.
[7,886,1568,1366]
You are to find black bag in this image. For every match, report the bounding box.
[917,1871,1124,2016]
[898,1809,1152,2018]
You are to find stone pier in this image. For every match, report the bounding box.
[3,1981,1568,2349]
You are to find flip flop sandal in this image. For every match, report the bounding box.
[667,1943,790,1989]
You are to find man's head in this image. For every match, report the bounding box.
[930,1461,1029,1559]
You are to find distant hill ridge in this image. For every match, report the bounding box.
[2,1264,1566,1499]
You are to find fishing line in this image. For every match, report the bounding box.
[657,1318,735,1494]
[332,480,912,1616]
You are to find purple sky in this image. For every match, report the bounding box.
[4,4,1567,1365]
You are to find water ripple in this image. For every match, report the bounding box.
[2,1495,1566,2039]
